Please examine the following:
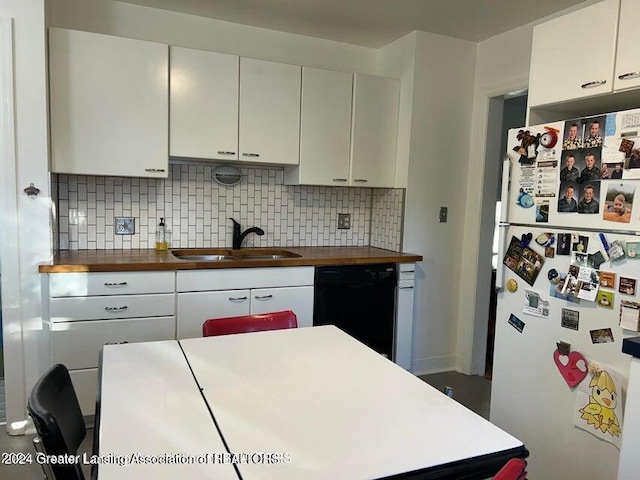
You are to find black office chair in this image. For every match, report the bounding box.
[27,364,87,480]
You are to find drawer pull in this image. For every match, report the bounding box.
[242,153,260,157]
[254,294,273,300]
[618,72,640,81]
[104,281,128,287]
[353,179,368,183]
[144,168,166,172]
[217,151,236,155]
[105,306,128,312]
[104,341,129,345]
[580,80,606,89]
[400,270,415,274]
[332,178,347,182]
[228,296,248,301]
[399,286,414,290]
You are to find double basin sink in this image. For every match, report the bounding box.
[171,248,302,262]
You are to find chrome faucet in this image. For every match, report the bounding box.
[229,218,265,249]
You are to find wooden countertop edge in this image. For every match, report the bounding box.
[38,254,423,273]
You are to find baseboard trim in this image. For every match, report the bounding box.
[411,355,458,376]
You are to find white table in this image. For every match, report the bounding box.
[180,325,526,479]
[97,341,238,479]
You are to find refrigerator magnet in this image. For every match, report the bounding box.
[561,309,579,331]
[506,279,518,293]
[507,314,525,333]
[619,277,636,296]
[597,291,615,309]
[553,343,588,388]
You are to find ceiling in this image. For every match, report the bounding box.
[118,0,592,48]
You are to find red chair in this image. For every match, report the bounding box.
[202,310,298,337]
[493,458,527,480]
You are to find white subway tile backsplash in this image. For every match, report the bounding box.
[53,164,403,250]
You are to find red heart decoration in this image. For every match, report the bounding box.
[553,350,588,388]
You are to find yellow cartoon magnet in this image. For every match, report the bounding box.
[506,278,518,292]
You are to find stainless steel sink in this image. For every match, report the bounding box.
[171,248,301,261]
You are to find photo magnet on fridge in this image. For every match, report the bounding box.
[508,314,525,333]
[561,308,580,331]
[619,277,636,296]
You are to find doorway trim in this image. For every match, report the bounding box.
[458,76,529,376]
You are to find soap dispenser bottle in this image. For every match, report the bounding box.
[155,217,168,251]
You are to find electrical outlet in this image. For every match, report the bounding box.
[338,213,351,229]
[115,217,135,235]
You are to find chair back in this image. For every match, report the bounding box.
[203,310,298,337]
[27,364,87,480]
[493,458,527,480]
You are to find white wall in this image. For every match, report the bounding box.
[47,0,378,75]
[401,32,477,374]
[456,24,534,376]
[0,0,51,433]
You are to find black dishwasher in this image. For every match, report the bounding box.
[313,264,397,358]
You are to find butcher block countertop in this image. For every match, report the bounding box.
[39,247,423,273]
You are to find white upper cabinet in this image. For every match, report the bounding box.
[170,47,239,160]
[614,0,640,91]
[350,73,399,188]
[49,28,169,177]
[528,0,618,108]
[285,67,353,186]
[239,58,301,165]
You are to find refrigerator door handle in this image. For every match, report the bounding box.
[500,158,511,223]
[495,223,510,292]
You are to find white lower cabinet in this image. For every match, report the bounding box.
[46,271,176,416]
[395,263,416,371]
[177,267,314,339]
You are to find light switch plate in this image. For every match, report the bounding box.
[115,217,135,235]
[439,207,448,223]
[338,213,351,229]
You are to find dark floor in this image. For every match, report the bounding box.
[419,371,491,420]
[0,371,490,479]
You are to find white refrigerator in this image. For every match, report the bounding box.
[491,108,640,479]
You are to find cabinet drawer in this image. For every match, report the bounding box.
[398,264,415,281]
[49,271,175,297]
[51,316,176,369]
[177,267,314,292]
[69,368,99,417]
[50,293,175,321]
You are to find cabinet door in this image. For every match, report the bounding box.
[614,0,640,91]
[49,28,168,177]
[528,0,618,107]
[297,67,352,185]
[250,286,314,328]
[177,290,250,339]
[170,47,239,160]
[350,74,399,188]
[239,58,301,165]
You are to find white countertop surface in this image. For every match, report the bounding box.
[98,341,238,480]
[180,325,523,480]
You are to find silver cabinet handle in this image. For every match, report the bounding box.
[104,281,127,287]
[228,296,248,301]
[145,168,166,172]
[581,80,606,89]
[353,179,368,183]
[400,270,415,274]
[242,153,260,157]
[399,286,414,290]
[105,306,128,312]
[217,151,236,155]
[332,178,348,182]
[104,341,129,345]
[254,294,273,300]
[618,72,640,81]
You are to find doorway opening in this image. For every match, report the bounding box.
[484,93,527,379]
